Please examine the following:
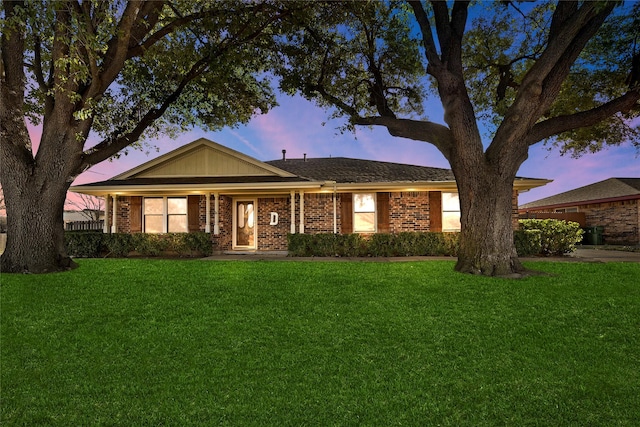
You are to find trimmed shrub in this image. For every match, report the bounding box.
[65,232,104,258]
[180,232,214,257]
[64,232,214,258]
[514,229,542,256]
[288,232,460,257]
[519,219,584,255]
[102,233,134,257]
[288,230,548,258]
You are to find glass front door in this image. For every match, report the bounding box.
[234,200,256,249]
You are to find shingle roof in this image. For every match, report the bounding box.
[520,178,640,209]
[265,157,456,183]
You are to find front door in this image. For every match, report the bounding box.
[233,199,256,250]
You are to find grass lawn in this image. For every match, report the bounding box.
[2,259,639,426]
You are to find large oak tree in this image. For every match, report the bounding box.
[277,1,640,276]
[1,0,295,273]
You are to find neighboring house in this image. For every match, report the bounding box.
[519,178,640,245]
[70,138,549,253]
[63,209,105,223]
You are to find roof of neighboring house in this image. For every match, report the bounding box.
[265,157,455,183]
[520,178,640,210]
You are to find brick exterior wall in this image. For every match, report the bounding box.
[389,191,431,232]
[110,189,525,251]
[580,200,639,244]
[115,196,131,233]
[512,190,520,230]
[211,195,233,252]
[303,193,337,234]
[526,199,640,245]
[257,197,291,251]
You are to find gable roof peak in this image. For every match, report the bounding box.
[112,138,296,180]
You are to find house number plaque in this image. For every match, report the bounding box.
[269,212,279,226]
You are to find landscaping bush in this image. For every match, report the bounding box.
[288,232,460,257]
[65,232,214,258]
[64,232,104,258]
[102,233,134,257]
[179,232,214,257]
[514,229,542,256]
[130,233,168,256]
[288,230,551,258]
[519,219,584,255]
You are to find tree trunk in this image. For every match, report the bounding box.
[1,177,77,274]
[453,165,524,277]
[0,127,79,273]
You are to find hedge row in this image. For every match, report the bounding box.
[65,220,580,259]
[289,230,542,257]
[288,220,581,258]
[65,232,213,258]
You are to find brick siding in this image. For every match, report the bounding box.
[211,195,233,252]
[115,196,131,233]
[257,197,291,251]
[302,193,337,234]
[110,189,526,251]
[523,199,639,245]
[389,191,431,232]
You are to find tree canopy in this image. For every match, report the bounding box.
[275,0,639,276]
[0,0,300,273]
[277,1,639,157]
[2,0,294,172]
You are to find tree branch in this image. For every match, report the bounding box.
[492,1,617,160]
[100,1,148,89]
[80,56,211,169]
[1,0,34,164]
[353,116,453,160]
[525,91,640,146]
[407,1,442,73]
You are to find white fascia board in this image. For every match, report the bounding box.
[70,181,323,196]
[328,181,459,192]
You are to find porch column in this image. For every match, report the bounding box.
[299,190,305,234]
[103,194,110,233]
[333,188,337,234]
[111,195,117,233]
[290,190,296,234]
[205,192,211,233]
[213,192,220,235]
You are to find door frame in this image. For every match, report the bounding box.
[232,198,257,250]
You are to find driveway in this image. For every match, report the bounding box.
[569,247,640,263]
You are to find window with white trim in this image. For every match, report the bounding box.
[143,197,187,233]
[353,193,376,232]
[442,192,461,231]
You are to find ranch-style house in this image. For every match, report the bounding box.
[70,138,550,253]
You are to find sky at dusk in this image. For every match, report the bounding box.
[54,92,638,207]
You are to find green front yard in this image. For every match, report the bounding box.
[2,259,639,426]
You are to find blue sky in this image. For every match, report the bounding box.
[67,92,638,206]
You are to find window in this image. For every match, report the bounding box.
[442,192,461,231]
[144,198,164,233]
[167,197,187,232]
[144,197,187,233]
[354,193,376,232]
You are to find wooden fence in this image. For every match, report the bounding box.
[65,220,104,231]
[518,212,586,227]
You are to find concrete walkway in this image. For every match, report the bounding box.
[202,247,640,263]
[569,247,640,263]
